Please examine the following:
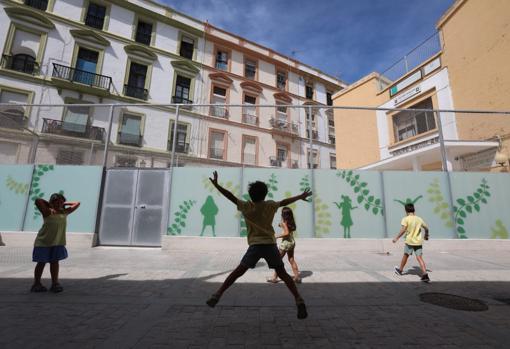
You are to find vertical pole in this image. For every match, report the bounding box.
[166,105,181,237]
[102,105,115,168]
[379,171,389,239]
[436,111,458,238]
[307,105,316,237]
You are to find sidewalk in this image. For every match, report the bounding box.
[0,236,509,348]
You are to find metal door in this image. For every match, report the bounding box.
[99,169,169,246]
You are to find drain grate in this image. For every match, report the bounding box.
[419,292,488,311]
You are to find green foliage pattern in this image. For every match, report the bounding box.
[30,165,55,219]
[6,176,29,194]
[167,200,196,235]
[453,178,490,239]
[299,174,312,202]
[202,177,240,197]
[314,196,332,237]
[491,220,508,239]
[336,170,383,215]
[427,178,454,229]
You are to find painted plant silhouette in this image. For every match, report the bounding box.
[200,195,219,237]
[394,195,423,206]
[334,195,358,238]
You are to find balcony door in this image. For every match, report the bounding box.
[63,105,89,134]
[126,62,148,99]
[74,47,99,85]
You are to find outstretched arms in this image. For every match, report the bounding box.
[279,188,312,207]
[209,171,238,206]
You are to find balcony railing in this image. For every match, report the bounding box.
[0,110,27,130]
[269,118,299,135]
[41,118,105,141]
[209,147,224,160]
[172,96,193,104]
[242,113,258,126]
[52,63,112,91]
[211,106,229,119]
[85,13,105,29]
[118,131,143,147]
[168,141,190,154]
[124,84,148,100]
[269,156,289,168]
[306,129,319,140]
[2,54,39,75]
[24,0,48,10]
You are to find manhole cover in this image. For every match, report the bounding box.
[493,298,510,305]
[419,292,488,311]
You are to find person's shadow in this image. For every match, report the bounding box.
[300,271,313,279]
[405,266,432,275]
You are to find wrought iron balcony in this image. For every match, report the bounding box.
[118,131,143,147]
[124,84,148,100]
[209,147,225,160]
[172,96,193,104]
[24,0,48,10]
[211,106,229,119]
[269,156,289,168]
[85,13,105,29]
[242,113,258,126]
[41,118,105,141]
[168,141,190,154]
[0,109,27,130]
[52,63,112,91]
[1,54,39,75]
[269,118,299,135]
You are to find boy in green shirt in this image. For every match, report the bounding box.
[392,203,430,282]
[205,171,311,319]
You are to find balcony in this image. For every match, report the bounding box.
[242,113,258,126]
[269,156,289,168]
[1,54,39,75]
[242,153,256,166]
[118,131,143,147]
[52,63,112,94]
[41,118,105,141]
[168,141,190,154]
[24,0,48,10]
[124,84,148,100]
[306,129,319,140]
[209,147,225,160]
[329,136,336,145]
[211,106,229,119]
[85,13,105,30]
[269,118,299,135]
[0,109,27,130]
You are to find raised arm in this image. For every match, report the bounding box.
[64,201,81,215]
[209,171,238,205]
[279,189,312,207]
[35,198,51,217]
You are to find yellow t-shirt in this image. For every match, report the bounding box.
[401,215,427,246]
[237,200,280,245]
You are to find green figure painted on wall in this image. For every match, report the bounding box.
[334,195,358,238]
[200,195,219,237]
[394,195,423,206]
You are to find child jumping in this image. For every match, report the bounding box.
[205,171,311,319]
[392,203,430,282]
[31,193,80,293]
[267,206,301,284]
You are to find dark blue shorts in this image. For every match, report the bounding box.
[32,246,68,263]
[240,244,284,269]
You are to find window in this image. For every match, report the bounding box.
[24,0,48,11]
[307,149,319,169]
[169,121,189,153]
[276,102,287,122]
[209,130,226,160]
[125,62,148,100]
[306,109,317,139]
[327,92,333,106]
[0,90,28,129]
[276,70,287,90]
[243,94,257,125]
[85,3,107,30]
[56,150,84,165]
[272,144,289,168]
[211,85,228,118]
[330,154,337,169]
[180,36,194,59]
[244,58,257,80]
[4,29,41,75]
[119,113,142,146]
[173,75,191,104]
[393,98,436,142]
[74,47,99,84]
[63,105,90,134]
[305,83,314,99]
[135,20,152,45]
[242,136,257,165]
[215,50,228,71]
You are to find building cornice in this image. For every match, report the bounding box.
[436,0,466,29]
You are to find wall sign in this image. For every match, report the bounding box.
[394,86,421,106]
[423,57,441,76]
[461,148,497,170]
[389,70,422,97]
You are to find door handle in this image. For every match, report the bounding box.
[139,205,147,209]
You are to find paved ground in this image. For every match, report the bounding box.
[1,240,510,348]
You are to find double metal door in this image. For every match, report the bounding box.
[99,169,170,246]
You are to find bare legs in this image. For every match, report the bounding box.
[416,255,427,275]
[399,254,409,272]
[270,249,300,282]
[32,262,61,289]
[34,262,45,286]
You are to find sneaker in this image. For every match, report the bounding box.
[394,266,403,276]
[296,301,308,319]
[206,294,220,308]
[421,274,430,283]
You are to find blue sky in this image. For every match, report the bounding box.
[162,0,454,83]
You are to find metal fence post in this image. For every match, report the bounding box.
[102,105,115,168]
[307,105,317,236]
[166,105,181,238]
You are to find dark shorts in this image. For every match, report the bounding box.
[404,244,423,256]
[240,244,284,269]
[32,246,68,263]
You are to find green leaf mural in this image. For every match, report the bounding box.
[394,195,423,206]
[452,178,491,239]
[333,195,356,238]
[167,199,196,235]
[6,176,29,195]
[29,165,56,219]
[299,174,312,202]
[336,170,383,215]
[491,220,508,239]
[315,196,332,237]
[427,178,454,229]
[202,176,240,197]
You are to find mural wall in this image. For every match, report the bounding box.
[1,165,508,239]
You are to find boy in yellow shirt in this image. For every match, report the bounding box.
[392,203,430,282]
[205,171,311,319]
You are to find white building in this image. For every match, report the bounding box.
[0,0,344,168]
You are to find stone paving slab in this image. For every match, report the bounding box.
[0,241,510,348]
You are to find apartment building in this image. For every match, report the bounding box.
[0,0,344,168]
[332,0,510,172]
